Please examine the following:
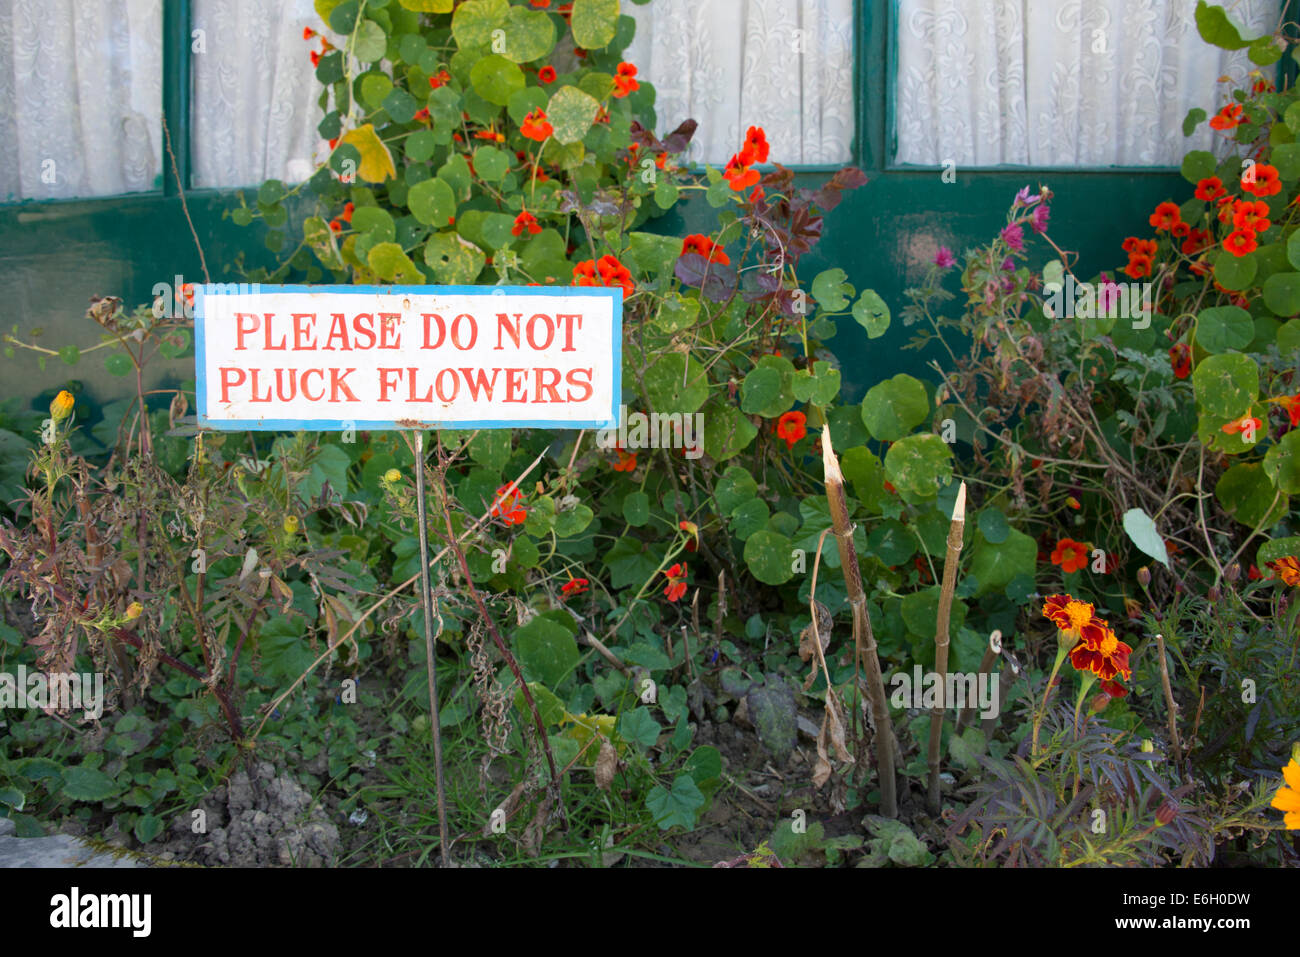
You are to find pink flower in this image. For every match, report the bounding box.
[934,246,955,268]
[1001,222,1025,252]
[1031,204,1050,234]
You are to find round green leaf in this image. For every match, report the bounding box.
[1192,352,1259,419]
[1180,149,1217,184]
[500,4,556,62]
[351,19,388,62]
[406,128,437,162]
[451,0,508,49]
[742,529,796,585]
[702,401,758,461]
[714,465,759,515]
[547,85,600,144]
[868,518,915,566]
[571,0,620,50]
[359,73,394,110]
[643,353,708,414]
[967,527,1036,596]
[976,508,1010,544]
[1263,271,1300,317]
[852,288,890,338]
[812,268,852,311]
[623,490,650,526]
[104,353,133,377]
[1212,249,1256,291]
[1195,305,1253,353]
[1215,462,1288,527]
[470,54,525,106]
[1264,428,1300,494]
[883,433,952,499]
[513,616,579,687]
[473,144,510,180]
[861,373,928,441]
[423,231,485,283]
[408,177,457,226]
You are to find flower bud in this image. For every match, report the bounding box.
[1225,562,1241,583]
[1141,738,1154,753]
[1207,585,1221,602]
[49,390,74,422]
[1155,801,1178,826]
[383,468,401,484]
[125,601,143,621]
[1137,566,1152,588]
[283,515,299,535]
[1088,693,1111,714]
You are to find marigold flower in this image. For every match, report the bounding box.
[1148,201,1182,231]
[49,390,75,422]
[1267,556,1300,586]
[1209,103,1243,130]
[561,577,590,598]
[1242,162,1281,197]
[612,61,639,97]
[1050,538,1091,574]
[1068,623,1133,682]
[521,109,553,142]
[1270,757,1300,829]
[1169,342,1192,379]
[775,410,807,450]
[681,234,730,266]
[512,209,542,236]
[663,562,688,602]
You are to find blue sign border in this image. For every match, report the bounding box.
[195,283,622,432]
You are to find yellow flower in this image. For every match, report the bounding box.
[383,468,402,484]
[125,601,143,621]
[283,515,300,535]
[1271,757,1300,830]
[49,390,74,422]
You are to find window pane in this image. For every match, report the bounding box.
[191,0,325,189]
[0,0,162,201]
[894,0,1277,167]
[624,0,855,166]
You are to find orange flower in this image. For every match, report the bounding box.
[742,125,770,164]
[1181,228,1211,255]
[1194,176,1226,201]
[1223,229,1257,257]
[512,209,541,236]
[611,446,637,472]
[310,50,321,67]
[303,26,316,40]
[724,152,760,191]
[1068,623,1133,683]
[428,69,452,89]
[573,255,635,298]
[1266,393,1300,428]
[612,61,639,97]
[1221,413,1262,441]
[681,233,730,266]
[521,109,553,142]
[491,483,527,526]
[1267,556,1300,586]
[775,410,807,450]
[1169,342,1192,379]
[1232,199,1271,232]
[1271,757,1300,829]
[663,563,688,602]
[1041,594,1106,642]
[340,201,354,223]
[679,520,699,552]
[1123,255,1153,279]
[1242,163,1281,197]
[1209,103,1243,130]
[1148,201,1182,231]
[538,65,557,84]
[561,577,590,598]
[1050,538,1091,574]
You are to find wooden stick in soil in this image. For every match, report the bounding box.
[1154,633,1184,772]
[956,629,1000,735]
[927,481,967,815]
[821,427,898,818]
[413,431,452,866]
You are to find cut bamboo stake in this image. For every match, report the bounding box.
[956,629,1000,734]
[927,481,967,816]
[822,428,898,818]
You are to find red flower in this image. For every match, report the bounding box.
[1267,393,1300,428]
[775,410,807,450]
[521,109,553,142]
[1148,201,1182,231]
[328,137,339,150]
[1223,229,1258,257]
[428,69,452,89]
[491,483,527,526]
[530,0,551,6]
[1242,163,1281,197]
[1267,556,1300,586]
[474,129,504,142]
[561,578,590,598]
[1181,228,1211,255]
[1209,103,1243,130]
[613,62,639,98]
[1068,624,1133,683]
[574,256,635,298]
[538,65,557,84]
[413,108,431,123]
[724,152,760,191]
[1232,199,1271,232]
[1050,538,1091,574]
[742,125,770,164]
[1194,176,1226,201]
[681,233,731,266]
[512,209,542,236]
[611,446,637,472]
[303,27,316,40]
[1221,413,1262,441]
[340,202,354,223]
[1100,680,1129,699]
[1248,564,1263,580]
[310,50,322,67]
[1169,342,1192,379]
[329,219,342,232]
[663,563,688,603]
[1123,255,1153,279]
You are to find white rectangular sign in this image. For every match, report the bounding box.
[195,284,621,430]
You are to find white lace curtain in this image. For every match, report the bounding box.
[623,0,856,165]
[894,0,1279,167]
[0,0,162,202]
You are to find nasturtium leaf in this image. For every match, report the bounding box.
[1212,250,1256,292]
[571,0,620,50]
[861,373,928,441]
[381,87,418,124]
[555,503,594,537]
[1122,507,1170,569]
[513,615,579,688]
[811,267,852,311]
[603,535,660,588]
[977,508,1010,544]
[547,85,601,144]
[743,529,796,585]
[408,177,457,226]
[1271,143,1300,183]
[1192,352,1259,419]
[729,498,770,541]
[405,129,436,162]
[367,242,423,282]
[1183,107,1207,136]
[499,4,555,62]
[351,19,388,62]
[1279,318,1300,355]
[701,402,758,461]
[1194,1,1249,50]
[1180,149,1217,184]
[883,434,952,500]
[1263,271,1300,317]
[622,490,650,526]
[653,293,699,333]
[1215,462,1288,528]
[340,124,397,183]
[967,527,1036,596]
[423,231,485,283]
[470,54,524,106]
[792,361,841,406]
[359,73,393,110]
[515,682,566,726]
[714,465,759,515]
[473,145,510,181]
[1248,33,1284,66]
[1195,305,1254,353]
[1264,429,1300,494]
[900,586,968,641]
[451,0,508,49]
[852,289,891,338]
[643,352,708,413]
[840,446,886,512]
[1257,535,1300,566]
[868,518,915,566]
[105,353,133,377]
[328,0,361,34]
